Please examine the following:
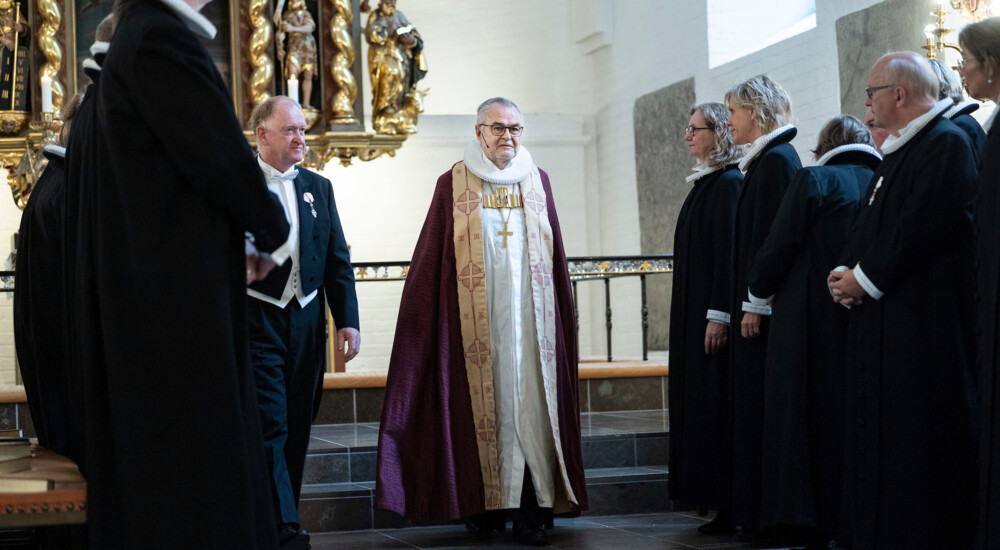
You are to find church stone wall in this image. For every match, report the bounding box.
[634,78,696,350]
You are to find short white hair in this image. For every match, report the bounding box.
[476,97,521,124]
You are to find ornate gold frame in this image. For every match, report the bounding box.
[0,0,412,210]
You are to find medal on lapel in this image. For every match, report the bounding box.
[868,176,883,206]
[303,192,317,218]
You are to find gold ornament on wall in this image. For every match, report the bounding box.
[363,0,427,135]
[248,0,273,107]
[329,0,357,125]
[35,0,62,116]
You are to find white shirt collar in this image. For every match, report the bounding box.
[43,145,66,158]
[881,98,952,155]
[944,98,979,119]
[159,0,217,39]
[257,156,298,181]
[815,143,882,166]
[985,94,1000,134]
[90,41,109,56]
[739,124,796,173]
[685,161,737,183]
[462,139,534,184]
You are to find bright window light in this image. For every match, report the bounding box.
[708,0,817,68]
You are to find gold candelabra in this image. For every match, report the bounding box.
[922,3,963,59]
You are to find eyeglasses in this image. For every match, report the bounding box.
[865,85,897,99]
[957,56,978,71]
[685,125,714,136]
[479,124,523,137]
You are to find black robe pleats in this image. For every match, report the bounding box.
[839,114,978,550]
[747,148,879,538]
[729,127,801,527]
[70,1,290,547]
[668,164,740,508]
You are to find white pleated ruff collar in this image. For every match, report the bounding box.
[685,161,739,183]
[159,0,217,39]
[739,124,796,173]
[43,145,65,158]
[945,98,979,119]
[985,94,1000,134]
[881,98,952,155]
[463,140,534,185]
[815,144,881,166]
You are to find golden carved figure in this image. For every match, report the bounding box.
[363,0,427,135]
[275,0,318,109]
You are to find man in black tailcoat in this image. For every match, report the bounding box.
[829,51,978,550]
[247,96,359,550]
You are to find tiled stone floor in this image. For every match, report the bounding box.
[309,511,799,549]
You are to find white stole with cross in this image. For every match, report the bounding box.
[454,140,578,511]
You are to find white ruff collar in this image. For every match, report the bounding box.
[463,140,534,184]
[82,58,101,73]
[881,98,952,155]
[945,98,979,119]
[159,0,217,39]
[739,124,795,173]
[43,145,65,158]
[90,41,109,56]
[815,143,882,166]
[685,161,738,183]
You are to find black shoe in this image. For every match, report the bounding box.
[512,520,549,546]
[278,524,311,550]
[465,511,506,537]
[698,515,736,535]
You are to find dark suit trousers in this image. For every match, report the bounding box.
[248,296,325,527]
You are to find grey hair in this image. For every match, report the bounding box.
[723,74,793,134]
[691,102,746,168]
[476,97,521,124]
[883,52,939,101]
[250,95,300,131]
[928,58,964,101]
[959,17,1000,84]
[812,114,874,160]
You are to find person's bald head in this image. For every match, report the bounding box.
[866,51,940,133]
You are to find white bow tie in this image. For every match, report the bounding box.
[271,167,299,182]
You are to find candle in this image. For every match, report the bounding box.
[287,76,299,104]
[40,75,52,113]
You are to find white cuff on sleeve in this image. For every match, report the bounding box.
[742,301,772,316]
[748,289,773,307]
[854,263,884,300]
[706,309,731,325]
[262,227,297,267]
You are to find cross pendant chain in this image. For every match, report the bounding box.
[498,222,514,249]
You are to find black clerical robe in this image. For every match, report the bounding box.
[976,113,1000,550]
[949,102,986,165]
[747,147,879,538]
[72,1,289,547]
[729,127,800,527]
[14,149,72,458]
[667,164,740,508]
[839,113,977,550]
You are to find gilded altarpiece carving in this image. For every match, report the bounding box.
[0,0,420,211]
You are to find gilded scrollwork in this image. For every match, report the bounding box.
[35,0,62,116]
[247,0,272,107]
[328,0,357,124]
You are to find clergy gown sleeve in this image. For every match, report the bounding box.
[128,22,289,254]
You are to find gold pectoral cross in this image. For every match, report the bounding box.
[498,222,514,248]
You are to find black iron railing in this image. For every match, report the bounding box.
[0,254,675,360]
[353,255,674,361]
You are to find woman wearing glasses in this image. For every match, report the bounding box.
[960,16,1000,550]
[747,115,880,550]
[668,102,743,536]
[723,74,801,542]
